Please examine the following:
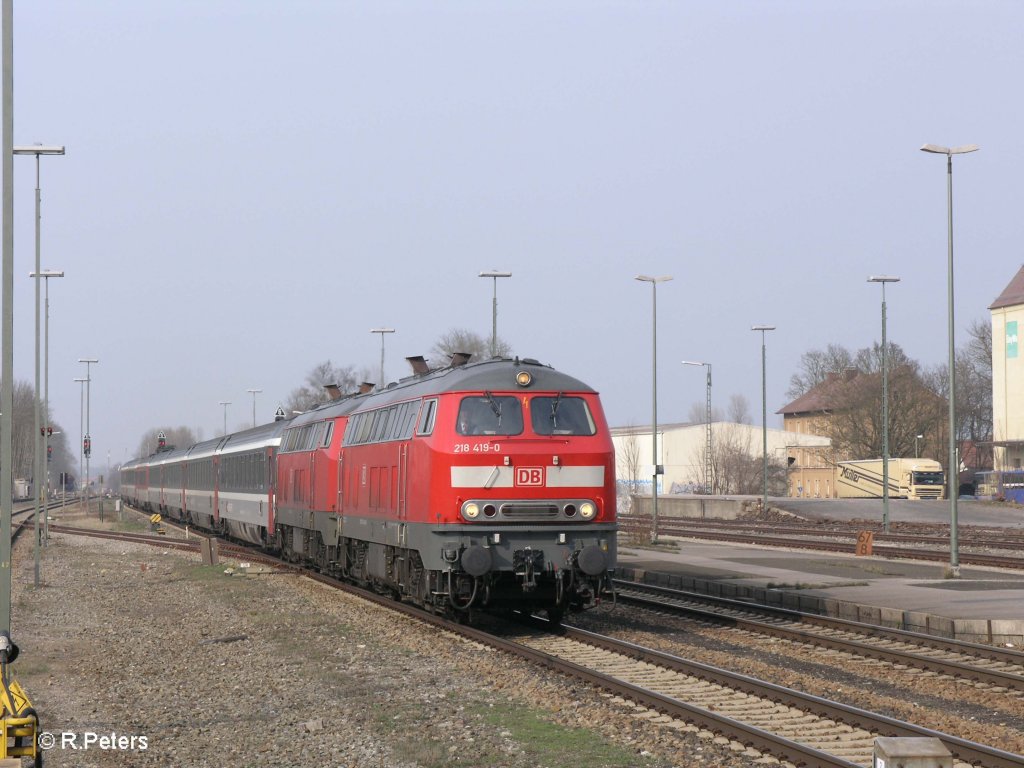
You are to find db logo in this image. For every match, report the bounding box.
[515,467,544,486]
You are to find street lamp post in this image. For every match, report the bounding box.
[15,145,64,588]
[370,328,395,388]
[73,377,86,500]
[752,326,776,512]
[868,275,900,534]
[916,434,924,458]
[219,401,231,436]
[636,275,672,543]
[246,389,262,428]
[78,358,98,514]
[478,270,511,357]
[30,270,63,555]
[921,142,978,578]
[682,360,712,495]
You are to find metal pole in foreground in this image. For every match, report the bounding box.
[219,401,231,436]
[246,388,262,428]
[752,326,776,513]
[33,272,64,549]
[478,270,511,358]
[637,275,672,543]
[921,142,978,578]
[16,146,63,585]
[1,0,14,633]
[79,358,98,513]
[869,275,900,534]
[370,328,395,388]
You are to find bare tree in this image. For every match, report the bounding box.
[430,328,511,368]
[285,360,369,413]
[685,423,785,496]
[135,426,199,459]
[686,401,723,424]
[786,344,855,399]
[616,429,641,493]
[11,381,35,480]
[727,393,752,424]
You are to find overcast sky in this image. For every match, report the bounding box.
[9,1,1024,470]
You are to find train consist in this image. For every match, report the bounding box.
[120,355,617,619]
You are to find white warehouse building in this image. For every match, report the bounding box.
[611,422,832,497]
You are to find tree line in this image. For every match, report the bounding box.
[4,380,76,491]
[667,317,993,494]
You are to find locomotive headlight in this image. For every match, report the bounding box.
[579,502,596,520]
[462,502,481,520]
[515,371,533,387]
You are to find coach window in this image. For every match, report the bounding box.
[416,398,438,436]
[530,396,596,436]
[457,395,523,436]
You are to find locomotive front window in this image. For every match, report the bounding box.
[530,395,596,436]
[457,394,523,436]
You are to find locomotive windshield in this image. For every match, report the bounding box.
[457,395,524,436]
[530,395,596,436]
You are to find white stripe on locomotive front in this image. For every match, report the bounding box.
[449,465,604,488]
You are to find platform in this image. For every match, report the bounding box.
[616,540,1024,646]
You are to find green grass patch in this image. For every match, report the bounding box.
[376,699,651,768]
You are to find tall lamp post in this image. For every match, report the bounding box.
[921,142,978,578]
[73,377,86,498]
[915,434,924,458]
[15,145,64,588]
[636,275,672,543]
[31,270,63,555]
[78,358,98,514]
[246,389,262,428]
[681,360,712,495]
[752,326,776,512]
[370,328,395,388]
[478,270,511,357]
[219,401,231,436]
[868,275,900,533]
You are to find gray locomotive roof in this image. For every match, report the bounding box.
[124,357,596,463]
[287,357,597,427]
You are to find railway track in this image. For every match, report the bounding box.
[612,579,1024,694]
[624,516,1024,550]
[50,516,1024,768]
[620,519,1024,570]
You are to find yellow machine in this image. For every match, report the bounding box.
[0,632,38,765]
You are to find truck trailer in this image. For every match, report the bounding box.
[836,458,945,500]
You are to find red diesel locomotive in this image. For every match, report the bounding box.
[121,355,617,619]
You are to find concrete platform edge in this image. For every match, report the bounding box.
[615,566,1024,646]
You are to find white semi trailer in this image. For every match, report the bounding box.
[836,458,945,500]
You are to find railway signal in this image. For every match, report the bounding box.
[83,435,91,457]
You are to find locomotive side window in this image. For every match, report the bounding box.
[322,422,334,448]
[417,398,438,436]
[530,396,596,436]
[457,395,523,436]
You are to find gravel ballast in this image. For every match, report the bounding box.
[10,527,757,768]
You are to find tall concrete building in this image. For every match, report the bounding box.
[990,265,1024,470]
